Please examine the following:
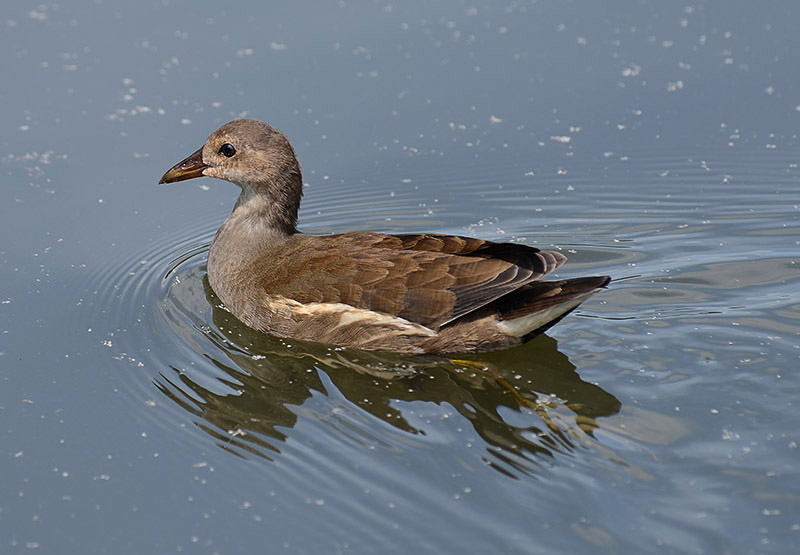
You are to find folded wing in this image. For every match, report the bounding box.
[255,233,567,329]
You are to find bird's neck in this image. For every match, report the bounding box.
[230,173,302,236]
[208,183,299,295]
[208,173,302,273]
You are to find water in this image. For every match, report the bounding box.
[2,1,799,553]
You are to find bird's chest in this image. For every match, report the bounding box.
[206,220,286,308]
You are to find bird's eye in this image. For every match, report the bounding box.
[219,143,236,157]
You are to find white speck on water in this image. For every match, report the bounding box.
[28,9,48,20]
[722,428,740,440]
[667,80,684,92]
[622,65,641,77]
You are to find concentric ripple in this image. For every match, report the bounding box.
[90,148,799,479]
[81,178,634,476]
[83,210,218,449]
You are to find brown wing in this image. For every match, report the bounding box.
[254,232,566,329]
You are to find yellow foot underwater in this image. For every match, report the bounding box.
[449,358,566,434]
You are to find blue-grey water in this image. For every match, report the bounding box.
[2,1,799,553]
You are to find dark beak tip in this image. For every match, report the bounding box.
[157,147,207,185]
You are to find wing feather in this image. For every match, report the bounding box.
[254,232,567,329]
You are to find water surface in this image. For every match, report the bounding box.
[2,1,799,553]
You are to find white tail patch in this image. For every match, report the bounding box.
[495,298,586,338]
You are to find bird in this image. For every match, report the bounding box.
[159,119,610,354]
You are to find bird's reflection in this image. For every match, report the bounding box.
[156,275,620,477]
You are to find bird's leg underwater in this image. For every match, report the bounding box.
[448,359,602,437]
[449,358,562,433]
